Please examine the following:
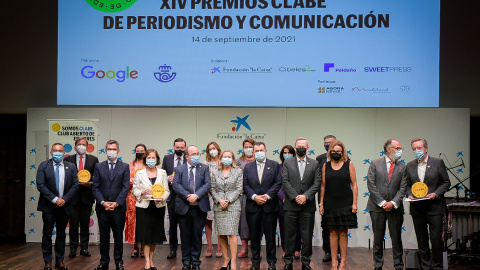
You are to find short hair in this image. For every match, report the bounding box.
[279,145,296,164]
[240,138,256,160]
[143,148,161,167]
[295,137,309,147]
[133,143,147,162]
[185,145,197,156]
[106,140,119,149]
[218,150,239,171]
[324,135,336,141]
[253,142,266,149]
[327,140,349,162]
[383,139,398,153]
[205,141,222,162]
[411,138,428,149]
[75,137,88,146]
[51,143,64,151]
[173,138,186,146]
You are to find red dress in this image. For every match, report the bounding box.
[125,161,146,244]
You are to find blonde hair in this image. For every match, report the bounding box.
[327,140,349,162]
[218,150,239,171]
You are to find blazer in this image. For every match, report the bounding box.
[162,153,187,203]
[406,156,451,216]
[64,153,99,205]
[172,162,211,215]
[92,160,130,212]
[132,168,170,208]
[210,167,243,212]
[366,157,407,215]
[243,159,282,213]
[282,157,321,212]
[36,159,79,215]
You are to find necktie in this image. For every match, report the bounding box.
[189,167,195,194]
[388,161,395,182]
[79,155,84,171]
[110,162,114,178]
[299,160,305,180]
[176,157,181,167]
[258,162,264,183]
[55,163,60,196]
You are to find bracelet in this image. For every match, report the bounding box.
[319,203,323,206]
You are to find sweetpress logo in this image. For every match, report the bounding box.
[85,0,137,13]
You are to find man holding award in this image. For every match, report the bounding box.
[406,138,451,270]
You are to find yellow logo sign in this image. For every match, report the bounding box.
[412,182,428,198]
[151,184,165,199]
[78,170,91,183]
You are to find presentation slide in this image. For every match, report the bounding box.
[57,0,439,107]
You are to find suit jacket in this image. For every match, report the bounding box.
[92,160,130,212]
[282,157,321,212]
[132,168,170,208]
[172,162,211,215]
[162,153,187,203]
[211,167,243,212]
[243,159,282,213]
[406,156,451,216]
[366,157,407,215]
[36,159,79,215]
[64,153,99,205]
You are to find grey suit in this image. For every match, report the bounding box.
[282,156,321,266]
[367,157,407,270]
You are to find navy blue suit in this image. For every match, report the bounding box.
[92,159,130,267]
[36,159,79,263]
[243,159,282,264]
[172,162,210,266]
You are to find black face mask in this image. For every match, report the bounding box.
[135,152,144,159]
[175,149,184,157]
[331,152,342,161]
[296,147,307,157]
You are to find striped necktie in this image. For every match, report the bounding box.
[388,161,395,182]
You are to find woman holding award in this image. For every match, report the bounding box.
[211,150,243,270]
[133,149,170,270]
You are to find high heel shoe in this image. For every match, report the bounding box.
[220,259,231,270]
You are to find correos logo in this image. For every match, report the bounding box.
[81,66,138,82]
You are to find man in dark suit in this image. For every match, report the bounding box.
[36,143,79,270]
[282,137,321,270]
[406,138,450,270]
[172,145,211,270]
[65,137,99,257]
[315,134,336,262]
[92,140,130,270]
[162,138,187,259]
[243,142,282,270]
[367,139,407,270]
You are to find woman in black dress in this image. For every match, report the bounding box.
[319,141,358,270]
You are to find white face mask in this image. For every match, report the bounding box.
[244,147,253,157]
[76,145,87,155]
[209,149,218,158]
[107,150,118,161]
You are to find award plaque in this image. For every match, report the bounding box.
[78,169,91,183]
[411,182,428,198]
[151,184,165,199]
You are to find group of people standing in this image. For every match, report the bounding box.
[36,134,450,270]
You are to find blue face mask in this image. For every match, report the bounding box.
[393,150,403,160]
[255,151,266,162]
[414,149,425,160]
[283,154,293,160]
[52,152,64,163]
[146,159,157,168]
[190,155,200,165]
[222,158,233,166]
[324,145,330,152]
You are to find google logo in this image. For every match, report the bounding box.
[81,66,138,82]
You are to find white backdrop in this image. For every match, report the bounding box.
[25,107,470,249]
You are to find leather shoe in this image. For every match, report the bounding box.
[94,264,108,270]
[192,265,201,270]
[301,264,313,270]
[268,263,276,270]
[182,264,191,270]
[250,263,260,270]
[80,249,91,256]
[68,250,76,257]
[167,251,177,259]
[116,264,125,270]
[282,264,293,270]
[44,262,52,270]
[55,262,68,270]
[322,252,332,262]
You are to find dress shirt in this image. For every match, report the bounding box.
[174,155,184,168]
[76,153,86,170]
[417,155,429,183]
[51,161,65,203]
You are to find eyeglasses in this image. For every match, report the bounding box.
[330,151,342,154]
[390,147,404,151]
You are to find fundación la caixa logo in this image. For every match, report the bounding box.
[230,115,251,132]
[154,64,176,83]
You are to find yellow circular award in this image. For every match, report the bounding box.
[412,182,428,198]
[78,170,91,183]
[151,184,165,199]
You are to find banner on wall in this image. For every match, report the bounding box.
[48,119,99,243]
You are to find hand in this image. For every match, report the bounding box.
[382,202,394,212]
[426,193,437,200]
[142,189,152,196]
[102,201,112,210]
[187,194,199,204]
[168,174,174,184]
[352,203,358,213]
[295,194,307,205]
[319,204,324,215]
[254,195,267,205]
[408,195,415,200]
[55,198,65,207]
[219,199,229,210]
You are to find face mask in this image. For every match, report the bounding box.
[76,145,87,155]
[107,150,118,161]
[190,155,200,165]
[52,152,64,163]
[283,154,293,160]
[175,149,184,157]
[324,145,330,152]
[296,147,307,157]
[146,159,157,168]
[209,149,218,158]
[222,157,233,166]
[255,151,266,162]
[331,152,342,161]
[135,152,144,159]
[244,147,253,157]
[414,149,425,160]
[392,149,402,160]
